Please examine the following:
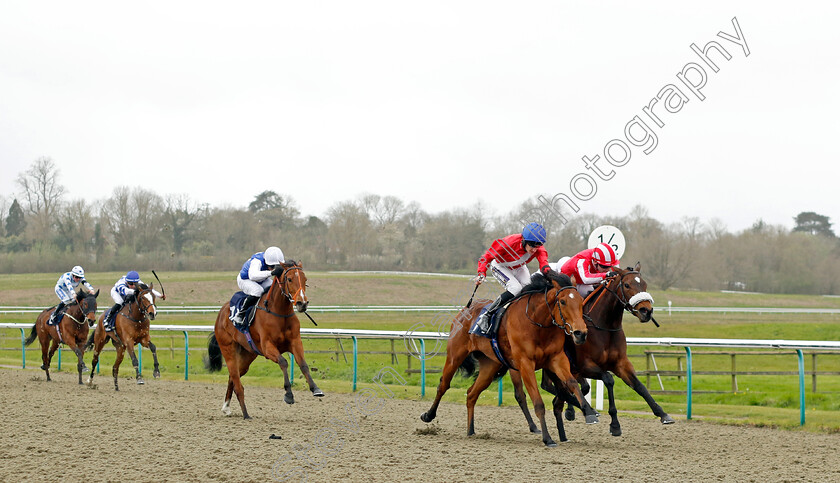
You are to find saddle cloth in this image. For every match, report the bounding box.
[469,304,509,339]
[229,292,257,333]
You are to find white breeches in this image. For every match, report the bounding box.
[577,283,595,298]
[110,287,125,305]
[490,261,531,296]
[237,277,273,297]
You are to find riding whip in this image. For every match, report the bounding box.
[651,315,660,328]
[303,311,318,326]
[465,283,480,308]
[152,270,166,298]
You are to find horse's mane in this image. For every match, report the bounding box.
[138,282,149,290]
[521,270,574,294]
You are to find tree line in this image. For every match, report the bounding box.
[3,157,840,294]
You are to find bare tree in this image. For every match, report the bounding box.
[101,187,163,252]
[15,157,66,237]
[162,193,207,255]
[55,199,97,252]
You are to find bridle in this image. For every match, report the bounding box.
[121,288,156,323]
[525,286,578,336]
[585,270,658,330]
[64,294,97,326]
[259,265,316,324]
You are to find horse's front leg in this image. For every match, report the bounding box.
[65,339,86,385]
[549,357,599,426]
[141,338,160,378]
[123,341,144,385]
[515,359,556,447]
[561,377,590,421]
[288,338,323,397]
[278,354,295,405]
[613,358,675,426]
[509,370,540,434]
[262,345,296,405]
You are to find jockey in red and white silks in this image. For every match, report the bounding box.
[471,223,552,334]
[560,243,620,297]
[477,233,551,296]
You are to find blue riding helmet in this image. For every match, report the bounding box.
[126,271,141,283]
[522,222,547,244]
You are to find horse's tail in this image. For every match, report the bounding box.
[458,352,479,378]
[205,334,223,372]
[24,324,38,347]
[84,330,96,351]
[458,351,509,380]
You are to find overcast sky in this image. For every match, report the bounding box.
[1,1,837,233]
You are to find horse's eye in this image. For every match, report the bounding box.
[624,283,630,288]
[560,300,566,306]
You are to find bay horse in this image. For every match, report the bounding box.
[206,260,323,419]
[420,271,598,447]
[24,290,100,384]
[511,263,675,436]
[85,283,161,390]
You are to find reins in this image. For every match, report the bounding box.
[119,289,154,324]
[524,286,576,336]
[259,265,318,325]
[584,271,658,331]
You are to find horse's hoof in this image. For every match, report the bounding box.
[243,415,252,420]
[136,378,145,385]
[610,426,622,437]
[585,414,599,425]
[420,412,435,423]
[153,370,160,379]
[661,415,675,424]
[284,394,295,405]
[312,389,324,397]
[529,426,541,435]
[544,440,558,448]
[40,364,48,371]
[564,408,575,421]
[81,366,89,373]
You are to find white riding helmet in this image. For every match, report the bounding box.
[71,265,85,278]
[264,246,285,266]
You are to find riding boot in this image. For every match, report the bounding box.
[473,291,515,334]
[106,303,121,331]
[50,302,66,325]
[233,295,260,327]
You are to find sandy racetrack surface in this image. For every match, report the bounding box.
[1,368,838,482]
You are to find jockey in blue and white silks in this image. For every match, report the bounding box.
[104,271,163,331]
[51,266,96,324]
[232,246,285,325]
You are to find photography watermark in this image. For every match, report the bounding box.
[520,16,750,229]
[270,366,407,482]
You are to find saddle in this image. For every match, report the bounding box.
[229,292,257,333]
[469,304,509,339]
[48,306,65,326]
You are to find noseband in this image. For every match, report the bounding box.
[122,289,155,323]
[586,271,656,330]
[526,287,577,336]
[278,266,305,304]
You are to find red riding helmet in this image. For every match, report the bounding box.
[592,243,618,267]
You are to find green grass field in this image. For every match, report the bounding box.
[2,271,839,433]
